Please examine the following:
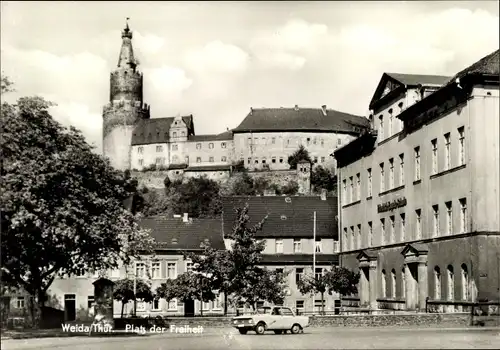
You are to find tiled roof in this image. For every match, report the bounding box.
[233,107,369,134]
[222,196,338,238]
[139,216,225,250]
[260,254,339,265]
[185,165,231,172]
[448,49,499,83]
[188,130,233,142]
[131,116,193,145]
[386,73,451,87]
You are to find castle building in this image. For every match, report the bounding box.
[334,50,500,312]
[102,23,369,181]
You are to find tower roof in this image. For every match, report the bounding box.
[118,19,136,69]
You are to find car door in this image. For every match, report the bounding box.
[265,308,280,330]
[280,307,294,328]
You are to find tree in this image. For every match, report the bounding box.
[282,180,299,195]
[1,83,154,327]
[297,266,360,315]
[163,176,172,188]
[230,172,256,196]
[113,278,154,318]
[287,145,312,170]
[253,177,270,195]
[311,165,337,193]
[1,74,15,94]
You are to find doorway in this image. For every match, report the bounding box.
[406,263,419,310]
[64,294,76,321]
[184,299,194,317]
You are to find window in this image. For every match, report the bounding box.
[135,262,145,278]
[151,262,161,279]
[279,157,284,163]
[293,239,302,253]
[295,300,305,315]
[459,198,467,233]
[350,226,355,250]
[388,114,393,137]
[16,296,25,308]
[156,145,163,152]
[185,156,189,164]
[166,262,176,279]
[391,269,396,297]
[434,267,442,299]
[342,179,347,204]
[321,139,324,147]
[138,146,144,154]
[380,218,385,245]
[151,298,160,311]
[247,157,251,164]
[315,267,323,280]
[367,168,372,197]
[314,156,318,164]
[221,142,226,148]
[445,201,453,235]
[343,228,348,251]
[138,159,144,166]
[414,147,421,181]
[155,157,162,165]
[447,265,454,300]
[379,115,384,140]
[262,158,266,164]
[196,157,201,163]
[334,240,340,253]
[389,158,394,189]
[221,156,227,162]
[389,215,395,243]
[380,163,385,192]
[212,294,222,310]
[196,143,201,150]
[172,155,179,163]
[172,144,178,151]
[272,137,276,144]
[209,157,214,163]
[381,270,387,298]
[172,132,177,138]
[432,205,440,237]
[458,127,465,165]
[431,139,438,175]
[87,296,95,315]
[110,268,120,279]
[202,301,211,311]
[356,173,361,200]
[357,224,362,249]
[368,221,373,247]
[444,133,451,171]
[461,264,469,301]
[271,157,276,163]
[400,213,406,242]
[321,156,325,163]
[349,176,353,202]
[275,239,283,254]
[415,209,422,239]
[168,299,177,311]
[254,159,259,164]
[306,137,310,145]
[247,137,252,145]
[209,143,214,149]
[254,138,258,145]
[337,139,342,146]
[181,131,186,136]
[399,154,405,186]
[401,269,406,299]
[295,268,304,285]
[136,301,146,311]
[315,238,322,253]
[186,260,194,273]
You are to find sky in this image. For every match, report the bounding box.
[1,1,499,153]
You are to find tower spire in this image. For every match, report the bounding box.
[118,17,136,69]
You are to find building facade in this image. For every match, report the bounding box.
[222,195,341,314]
[334,50,500,312]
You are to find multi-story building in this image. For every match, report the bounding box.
[222,195,340,314]
[334,50,499,312]
[103,22,369,180]
[47,214,226,320]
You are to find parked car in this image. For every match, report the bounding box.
[232,306,309,335]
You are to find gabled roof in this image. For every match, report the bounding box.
[356,250,378,261]
[448,49,499,83]
[222,196,337,238]
[139,216,225,250]
[131,116,194,145]
[233,107,369,134]
[333,129,378,169]
[401,243,429,257]
[369,73,451,110]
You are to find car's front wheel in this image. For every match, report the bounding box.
[238,329,248,335]
[290,324,301,334]
[254,322,266,335]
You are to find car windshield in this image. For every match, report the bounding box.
[256,307,272,314]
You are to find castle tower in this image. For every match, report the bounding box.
[296,160,312,195]
[103,20,150,171]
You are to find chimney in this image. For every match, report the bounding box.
[321,105,327,116]
[183,213,188,223]
[294,105,299,111]
[320,189,327,200]
[250,107,253,115]
[226,127,229,131]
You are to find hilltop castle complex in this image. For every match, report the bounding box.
[102,23,370,191]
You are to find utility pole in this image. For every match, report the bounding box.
[313,211,316,314]
[133,264,137,317]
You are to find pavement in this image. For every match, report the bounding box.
[2,326,500,349]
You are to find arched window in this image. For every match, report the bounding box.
[434,266,441,299]
[401,268,406,299]
[391,269,396,298]
[381,269,387,298]
[461,264,469,301]
[447,265,454,300]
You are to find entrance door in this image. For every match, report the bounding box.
[64,294,76,321]
[406,263,419,310]
[184,299,194,317]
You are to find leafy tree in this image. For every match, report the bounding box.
[253,177,270,195]
[0,84,154,327]
[297,266,360,315]
[269,183,282,195]
[282,180,299,195]
[231,159,246,172]
[287,145,312,170]
[1,74,15,94]
[113,278,154,318]
[311,165,337,193]
[231,172,256,196]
